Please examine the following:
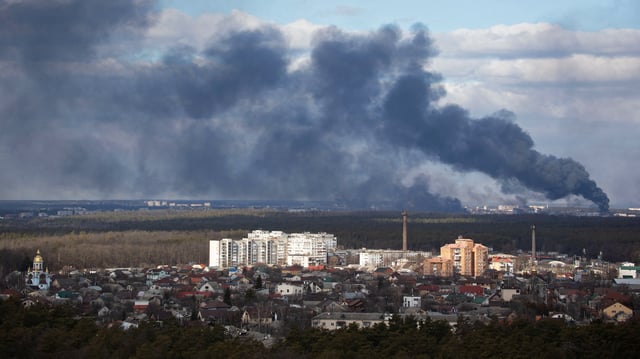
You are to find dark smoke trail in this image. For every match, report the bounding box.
[381,64,610,211]
[308,25,609,211]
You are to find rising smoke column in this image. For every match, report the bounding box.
[306,25,609,211]
[0,0,610,211]
[380,53,610,211]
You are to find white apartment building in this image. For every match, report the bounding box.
[209,230,337,268]
[359,251,384,267]
[358,249,433,268]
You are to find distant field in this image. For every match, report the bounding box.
[1,210,640,271]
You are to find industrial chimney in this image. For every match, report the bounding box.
[531,225,537,274]
[402,210,408,251]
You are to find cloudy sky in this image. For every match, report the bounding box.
[1,0,638,210]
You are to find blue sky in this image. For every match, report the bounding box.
[160,0,640,32]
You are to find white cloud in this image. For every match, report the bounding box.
[145,9,268,51]
[281,19,327,50]
[145,9,328,55]
[471,55,640,84]
[435,23,640,57]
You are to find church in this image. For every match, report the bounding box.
[25,249,51,291]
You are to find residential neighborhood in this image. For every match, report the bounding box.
[4,231,640,345]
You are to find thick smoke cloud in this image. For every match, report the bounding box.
[0,0,609,212]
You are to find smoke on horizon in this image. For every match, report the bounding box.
[0,0,609,212]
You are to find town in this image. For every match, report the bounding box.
[5,216,639,346]
[3,206,640,357]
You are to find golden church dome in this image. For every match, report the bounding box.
[33,249,43,263]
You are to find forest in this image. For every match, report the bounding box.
[1,210,640,275]
[1,297,639,358]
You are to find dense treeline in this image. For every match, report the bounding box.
[277,316,640,358]
[2,298,640,358]
[1,211,640,272]
[0,298,257,359]
[0,230,218,271]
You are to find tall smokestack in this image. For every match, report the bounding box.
[531,225,536,274]
[402,210,408,251]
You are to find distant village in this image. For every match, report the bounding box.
[4,214,640,343]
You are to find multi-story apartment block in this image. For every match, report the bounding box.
[423,256,454,277]
[209,230,337,268]
[425,236,488,277]
[359,249,433,268]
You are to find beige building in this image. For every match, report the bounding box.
[423,256,454,277]
[439,236,489,277]
[602,302,633,322]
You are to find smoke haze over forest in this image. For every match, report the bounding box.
[1,0,632,212]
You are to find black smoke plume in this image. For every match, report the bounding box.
[0,1,609,212]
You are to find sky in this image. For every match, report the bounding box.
[0,0,638,210]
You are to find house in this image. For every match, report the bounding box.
[133,300,149,313]
[597,288,632,308]
[176,291,213,301]
[276,283,304,297]
[602,302,633,322]
[417,285,440,296]
[97,306,111,319]
[304,280,324,293]
[151,276,175,289]
[319,299,348,313]
[146,268,170,284]
[115,290,134,302]
[150,310,174,322]
[618,262,639,279]
[50,277,78,291]
[200,299,231,311]
[373,267,394,278]
[392,273,417,288]
[403,296,421,308]
[188,273,214,286]
[199,282,221,293]
[198,300,235,325]
[489,256,514,273]
[345,299,366,312]
[342,291,366,301]
[312,312,389,330]
[283,274,302,282]
[241,306,275,326]
[550,312,575,323]
[459,285,485,297]
[499,287,521,302]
